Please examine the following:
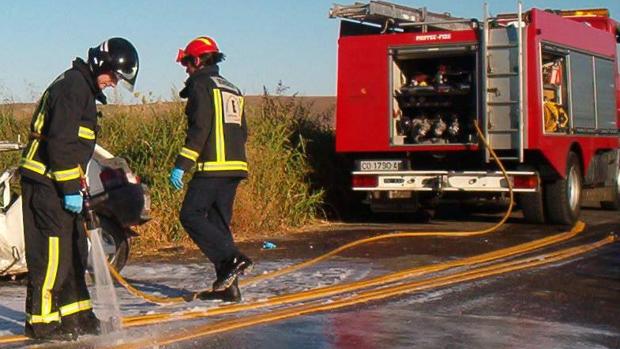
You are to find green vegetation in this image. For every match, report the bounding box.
[0,105,28,171]
[0,91,332,250]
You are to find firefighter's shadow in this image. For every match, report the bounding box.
[0,304,25,333]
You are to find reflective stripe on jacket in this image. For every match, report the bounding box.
[175,65,248,178]
[19,58,103,194]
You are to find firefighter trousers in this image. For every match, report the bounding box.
[180,177,241,268]
[21,178,94,337]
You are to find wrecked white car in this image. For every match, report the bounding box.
[0,142,150,278]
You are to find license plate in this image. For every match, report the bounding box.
[358,160,403,172]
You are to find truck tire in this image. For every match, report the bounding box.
[518,192,545,223]
[600,171,620,210]
[544,152,582,225]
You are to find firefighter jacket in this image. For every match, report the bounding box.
[19,58,105,194]
[175,65,248,178]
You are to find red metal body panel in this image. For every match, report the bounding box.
[335,8,619,179]
[335,30,478,153]
[526,9,619,176]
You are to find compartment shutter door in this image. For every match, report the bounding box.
[570,52,596,130]
[594,57,617,131]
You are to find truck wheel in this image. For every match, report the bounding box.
[87,217,130,273]
[518,192,545,223]
[600,171,620,210]
[544,152,582,225]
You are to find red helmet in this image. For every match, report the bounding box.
[176,36,220,66]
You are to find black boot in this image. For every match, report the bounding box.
[61,310,101,337]
[78,311,101,336]
[25,322,78,342]
[197,278,241,302]
[212,254,254,291]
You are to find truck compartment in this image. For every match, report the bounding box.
[541,48,570,133]
[391,47,478,146]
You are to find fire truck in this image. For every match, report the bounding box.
[331,1,620,224]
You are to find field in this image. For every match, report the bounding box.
[0,94,346,252]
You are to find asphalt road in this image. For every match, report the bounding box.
[0,206,618,348]
[180,207,620,349]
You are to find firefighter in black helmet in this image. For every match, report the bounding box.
[19,37,139,341]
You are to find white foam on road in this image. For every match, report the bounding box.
[1,255,617,349]
[0,257,373,335]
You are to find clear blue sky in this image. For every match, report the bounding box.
[0,0,618,103]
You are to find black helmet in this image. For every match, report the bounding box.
[88,37,139,91]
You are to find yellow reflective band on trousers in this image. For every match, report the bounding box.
[26,312,60,324]
[179,147,200,162]
[213,89,226,162]
[78,126,96,140]
[59,299,93,317]
[40,236,60,319]
[52,166,80,182]
[196,161,248,172]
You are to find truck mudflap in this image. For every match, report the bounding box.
[352,170,539,192]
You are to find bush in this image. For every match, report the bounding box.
[0,88,330,250]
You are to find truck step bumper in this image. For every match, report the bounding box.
[352,170,539,192]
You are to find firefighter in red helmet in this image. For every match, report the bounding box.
[170,36,253,301]
[19,37,139,340]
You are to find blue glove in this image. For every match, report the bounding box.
[169,167,185,190]
[63,194,83,214]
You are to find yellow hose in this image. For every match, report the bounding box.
[121,221,585,327]
[108,121,516,305]
[105,234,616,349]
[0,221,589,345]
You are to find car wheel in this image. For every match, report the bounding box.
[87,217,130,273]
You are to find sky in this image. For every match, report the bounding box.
[0,0,618,103]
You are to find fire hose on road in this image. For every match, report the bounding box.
[0,221,615,346]
[121,221,588,327]
[25,226,614,349]
[107,121,517,305]
[103,234,616,349]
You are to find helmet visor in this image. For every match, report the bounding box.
[176,49,186,63]
[114,65,138,92]
[177,49,195,67]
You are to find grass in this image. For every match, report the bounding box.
[0,89,333,251]
[0,105,29,173]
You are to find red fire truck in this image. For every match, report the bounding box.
[331,1,620,224]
